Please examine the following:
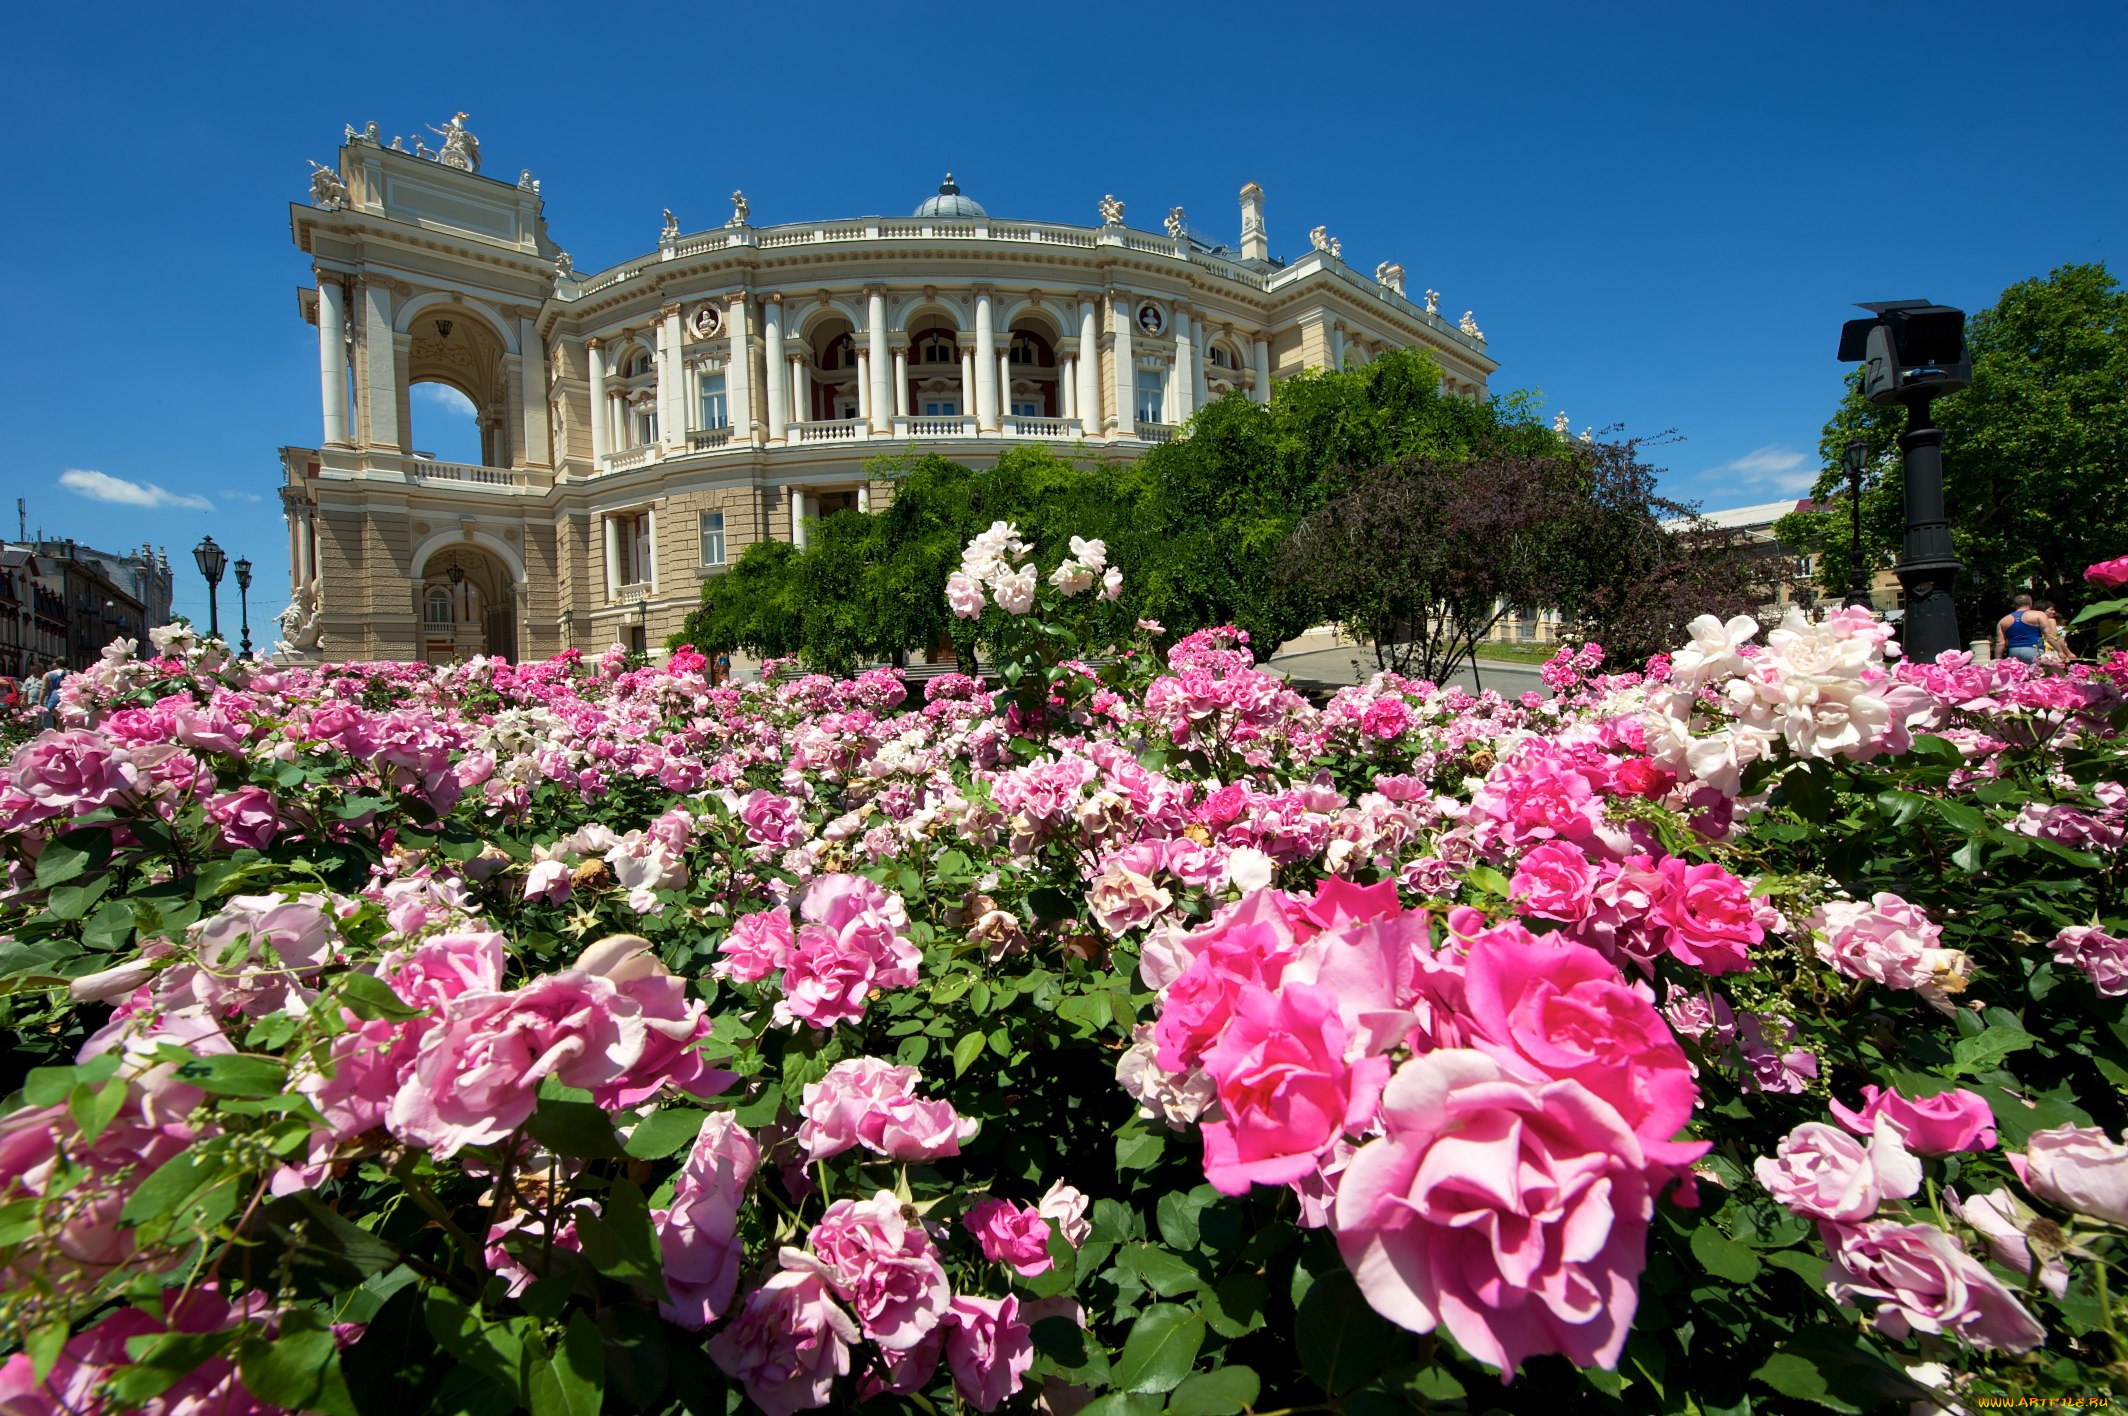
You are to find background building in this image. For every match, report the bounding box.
[280,119,1497,663]
[0,539,166,673]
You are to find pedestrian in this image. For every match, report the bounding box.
[716,653,731,686]
[1995,593,2046,666]
[2033,599,2072,663]
[40,662,65,729]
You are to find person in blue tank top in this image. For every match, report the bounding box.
[1995,593,2046,665]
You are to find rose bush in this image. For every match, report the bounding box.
[0,545,2126,1412]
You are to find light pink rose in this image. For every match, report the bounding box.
[738,790,806,850]
[574,936,733,1108]
[0,1285,273,1415]
[1754,1120,1921,1223]
[1088,860,1174,937]
[2013,1124,2128,1226]
[943,1293,1034,1412]
[1823,1219,2045,1351]
[1037,1179,1091,1248]
[946,570,987,618]
[1829,1085,1996,1155]
[9,729,139,822]
[716,907,796,983]
[797,1057,979,1162]
[654,1113,758,1328]
[793,1191,949,1349]
[522,858,572,904]
[773,925,877,1030]
[707,1264,859,1416]
[205,786,280,850]
[0,1096,196,1295]
[1509,840,1600,922]
[1199,982,1389,1196]
[962,1198,1054,1276]
[1811,892,1940,990]
[2052,924,2128,996]
[1948,1187,2069,1299]
[1333,1049,1654,1375]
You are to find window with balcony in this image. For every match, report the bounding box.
[634,407,658,447]
[699,373,728,430]
[426,589,453,625]
[1011,401,1040,418]
[1135,369,1166,424]
[923,399,959,417]
[838,398,861,422]
[700,512,726,567]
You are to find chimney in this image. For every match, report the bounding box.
[1238,182,1268,262]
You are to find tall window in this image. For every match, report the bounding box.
[426,588,453,625]
[919,335,955,365]
[699,373,728,430]
[1135,369,1166,424]
[700,511,726,567]
[633,406,658,446]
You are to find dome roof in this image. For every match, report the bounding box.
[913,173,986,220]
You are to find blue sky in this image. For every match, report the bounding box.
[2,2,2119,625]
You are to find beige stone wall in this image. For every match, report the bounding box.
[1270,326,1307,379]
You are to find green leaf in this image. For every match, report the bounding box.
[1114,1125,1165,1172]
[1753,1326,1927,1413]
[1155,1190,1203,1251]
[238,1313,357,1416]
[120,1150,214,1226]
[574,1178,661,1283]
[173,1054,287,1098]
[1296,1268,1392,1395]
[1951,1027,2035,1077]
[952,1030,986,1077]
[532,1313,604,1416]
[109,1329,240,1406]
[1689,1222,1763,1284]
[26,1323,67,1386]
[1115,1243,1204,1297]
[67,1077,127,1144]
[1466,864,1511,898]
[1204,1272,1267,1338]
[525,1096,626,1159]
[23,1053,120,1106]
[47,875,112,922]
[623,1107,705,1160]
[35,827,112,888]
[81,898,136,952]
[1168,1366,1260,1416]
[1109,1302,1205,1394]
[336,971,423,1021]
[1075,1397,1164,1416]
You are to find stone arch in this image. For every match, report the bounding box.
[893,292,971,331]
[405,301,514,465]
[800,311,862,422]
[396,291,519,354]
[410,539,519,663]
[1000,300,1065,342]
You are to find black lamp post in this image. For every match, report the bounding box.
[1842,439,1873,609]
[192,535,226,641]
[233,556,253,658]
[1836,302,1970,663]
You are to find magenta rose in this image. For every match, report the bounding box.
[1198,982,1390,1196]
[738,789,806,849]
[1644,856,1759,974]
[962,1198,1055,1277]
[942,1293,1034,1413]
[707,1264,859,1416]
[773,925,877,1030]
[2084,554,2128,589]
[1754,1120,1921,1223]
[1823,1220,2045,1351]
[2013,1124,2128,1226]
[1830,1085,1997,1155]
[1509,840,1600,923]
[795,1191,950,1349]
[1332,1048,1654,1375]
[715,907,795,983]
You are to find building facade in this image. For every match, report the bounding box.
[0,540,166,675]
[281,117,1497,663]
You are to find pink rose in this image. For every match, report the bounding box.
[2052,924,2128,996]
[1811,893,1940,990]
[1754,1120,1921,1223]
[1823,1220,2045,1351]
[773,926,877,1030]
[716,907,796,983]
[2013,1124,2128,1226]
[9,729,139,822]
[573,936,733,1109]
[1037,1179,1091,1248]
[797,1058,979,1162]
[1460,929,1704,1172]
[795,1191,950,1349]
[1948,1187,2070,1298]
[962,1197,1054,1276]
[1333,1049,1655,1375]
[942,1293,1033,1412]
[707,1264,859,1416]
[797,873,921,989]
[738,790,806,850]
[947,570,987,618]
[1830,1085,1997,1155]
[652,1114,757,1327]
[1198,982,1390,1196]
[2084,554,2128,589]
[1644,856,1759,974]
[205,786,280,849]
[1509,841,1600,923]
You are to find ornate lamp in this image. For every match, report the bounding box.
[233,556,253,658]
[192,536,226,640]
[1842,439,1873,610]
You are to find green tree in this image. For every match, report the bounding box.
[1797,263,2128,626]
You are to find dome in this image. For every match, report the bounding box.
[913,173,986,220]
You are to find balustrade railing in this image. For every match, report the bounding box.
[1134,421,1179,444]
[689,427,734,451]
[602,446,657,472]
[893,415,976,439]
[410,460,524,487]
[792,419,866,444]
[1001,415,1080,439]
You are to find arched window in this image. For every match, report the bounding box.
[622,348,652,379]
[914,329,957,365]
[426,588,453,625]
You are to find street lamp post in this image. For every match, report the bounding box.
[233,557,253,659]
[192,536,227,642]
[1842,439,1873,609]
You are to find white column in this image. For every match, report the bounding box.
[317,279,350,446]
[297,507,316,586]
[604,516,622,599]
[855,348,873,424]
[974,289,998,431]
[361,280,400,450]
[1110,293,1134,437]
[866,288,891,432]
[762,297,787,444]
[1078,299,1100,430]
[998,349,1012,421]
[892,347,908,417]
[790,487,808,549]
[587,339,609,464]
[1332,324,1346,372]
[727,295,755,444]
[1172,309,1195,422]
[1193,326,1210,410]
[1060,357,1076,420]
[645,505,659,589]
[1253,338,1271,404]
[518,315,550,467]
[960,344,976,416]
[857,485,871,513]
[789,356,809,427]
[657,306,683,450]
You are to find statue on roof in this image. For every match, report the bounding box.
[1554,412,1570,435]
[1459,310,1484,341]
[554,250,575,280]
[307,161,347,212]
[1308,226,1331,253]
[661,209,680,243]
[1099,194,1124,227]
[427,112,480,173]
[1374,261,1406,297]
[1424,288,1440,315]
[1164,206,1186,239]
[729,190,750,226]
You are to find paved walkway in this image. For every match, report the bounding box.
[1265,642,1549,697]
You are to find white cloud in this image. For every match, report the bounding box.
[413,383,477,416]
[58,468,213,511]
[1699,445,1819,497]
[218,490,265,503]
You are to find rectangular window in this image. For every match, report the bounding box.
[838,399,861,422]
[700,511,726,566]
[699,373,728,430]
[1011,401,1040,418]
[923,399,959,417]
[1135,369,1165,424]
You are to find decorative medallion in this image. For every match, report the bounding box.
[688,305,723,339]
[1136,303,1166,336]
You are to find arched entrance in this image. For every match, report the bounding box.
[415,544,517,663]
